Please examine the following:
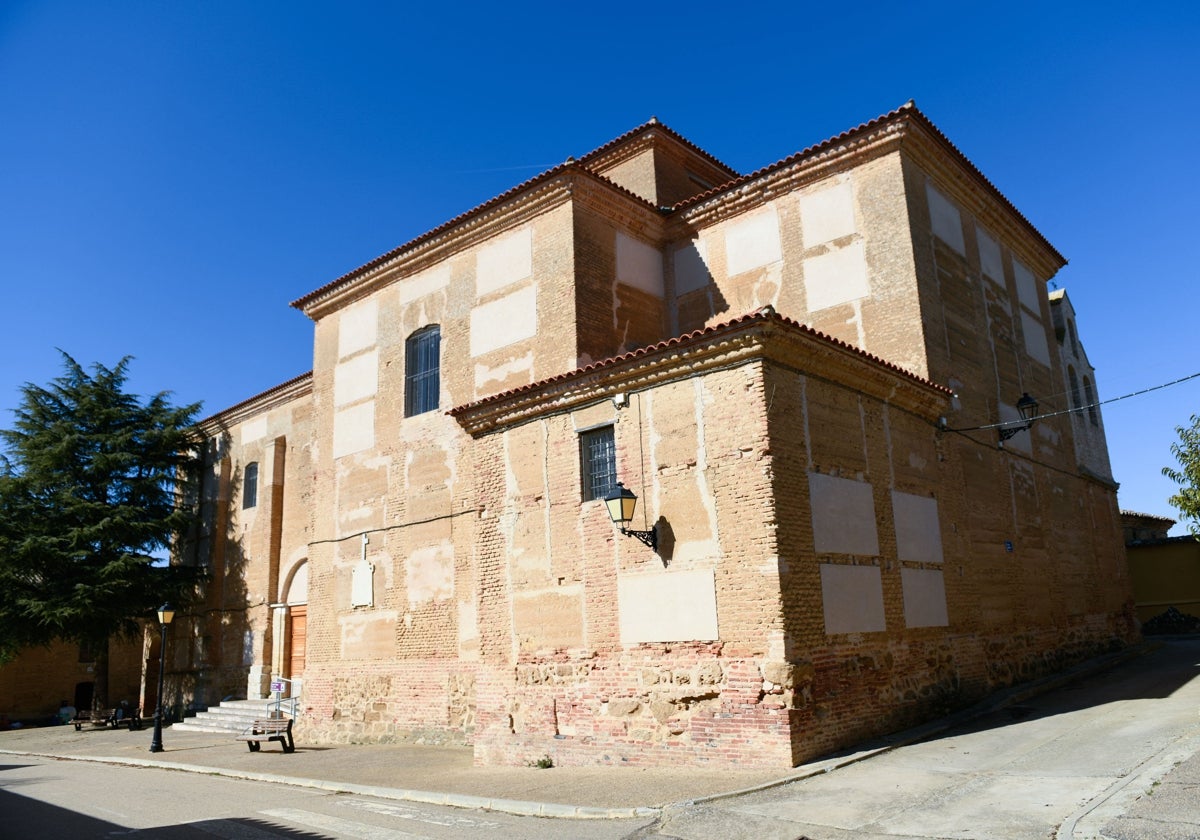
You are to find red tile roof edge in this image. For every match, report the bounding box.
[289,163,662,313]
[574,116,741,181]
[198,370,313,428]
[448,307,951,417]
[1119,510,1177,523]
[670,101,1066,267]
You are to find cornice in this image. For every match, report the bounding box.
[295,166,664,321]
[899,118,1065,280]
[299,177,577,320]
[449,309,949,437]
[198,371,313,435]
[578,119,740,184]
[664,103,1065,281]
[672,120,904,231]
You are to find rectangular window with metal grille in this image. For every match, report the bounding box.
[580,425,616,502]
[405,326,441,417]
[243,462,258,509]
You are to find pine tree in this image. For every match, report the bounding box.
[1163,414,1200,536]
[0,353,204,710]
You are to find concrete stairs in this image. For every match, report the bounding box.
[170,699,296,734]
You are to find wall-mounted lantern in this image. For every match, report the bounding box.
[998,393,1039,442]
[604,482,657,551]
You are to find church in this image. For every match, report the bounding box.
[180,102,1135,768]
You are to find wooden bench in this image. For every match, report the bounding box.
[236,717,294,753]
[72,708,142,731]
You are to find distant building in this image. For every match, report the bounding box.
[178,104,1137,768]
[1120,510,1200,626]
[0,638,146,725]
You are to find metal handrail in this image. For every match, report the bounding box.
[268,676,301,718]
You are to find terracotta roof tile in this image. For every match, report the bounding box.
[289,162,660,313]
[575,116,741,180]
[669,101,1065,267]
[449,307,950,416]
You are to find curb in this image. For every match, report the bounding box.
[0,748,659,820]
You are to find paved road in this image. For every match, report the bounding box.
[635,638,1200,840]
[2,640,1197,839]
[0,755,653,839]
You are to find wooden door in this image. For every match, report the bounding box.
[284,605,306,692]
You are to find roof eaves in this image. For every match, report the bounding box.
[664,102,1066,268]
[449,306,950,418]
[576,117,741,180]
[198,371,313,431]
[290,161,662,315]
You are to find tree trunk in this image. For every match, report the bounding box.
[92,637,110,714]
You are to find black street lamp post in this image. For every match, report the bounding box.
[149,603,175,753]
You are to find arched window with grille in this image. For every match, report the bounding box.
[404,325,441,417]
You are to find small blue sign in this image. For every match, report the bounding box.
[1004,540,1014,553]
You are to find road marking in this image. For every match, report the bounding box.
[260,807,428,839]
[337,798,501,828]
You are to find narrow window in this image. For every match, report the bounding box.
[1068,366,1081,410]
[405,325,441,417]
[1067,320,1079,358]
[579,426,616,502]
[243,462,258,509]
[1083,377,1098,426]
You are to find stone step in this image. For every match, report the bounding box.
[171,698,298,734]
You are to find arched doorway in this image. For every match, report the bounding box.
[280,560,307,698]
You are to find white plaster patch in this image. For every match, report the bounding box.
[674,239,711,295]
[901,567,949,628]
[1021,309,1051,367]
[334,350,378,406]
[407,543,454,604]
[1013,259,1041,313]
[239,416,268,447]
[473,351,534,394]
[338,298,378,359]
[976,225,1003,283]
[616,233,664,297]
[891,491,944,564]
[926,183,965,255]
[470,285,536,357]
[350,559,374,607]
[332,402,375,459]
[399,262,451,306]
[800,179,856,247]
[475,227,532,297]
[802,240,871,313]
[458,598,479,657]
[819,563,886,634]
[725,207,782,276]
[809,472,880,556]
[283,562,308,604]
[618,568,718,644]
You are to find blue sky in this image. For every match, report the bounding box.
[1,2,1197,532]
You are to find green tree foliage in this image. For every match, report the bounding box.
[0,354,204,707]
[1163,414,1200,536]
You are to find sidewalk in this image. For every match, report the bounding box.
[1,639,1197,835]
[0,721,782,819]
